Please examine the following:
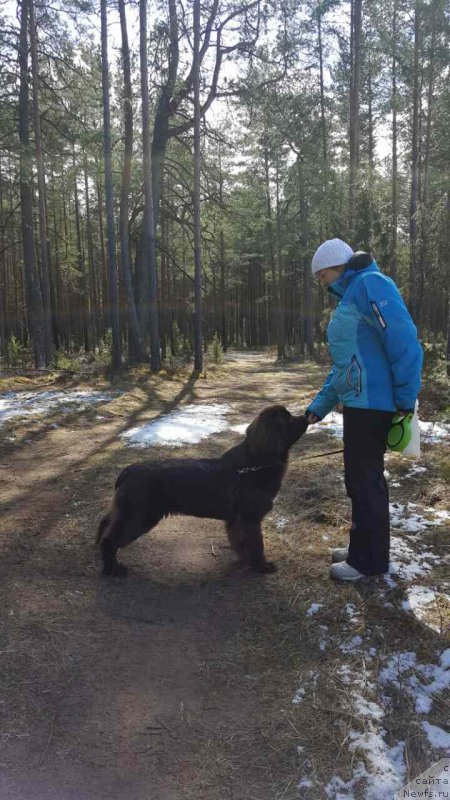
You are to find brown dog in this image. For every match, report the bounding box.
[96,405,307,576]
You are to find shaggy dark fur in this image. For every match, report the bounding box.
[96,405,308,576]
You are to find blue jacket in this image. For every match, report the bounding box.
[307,256,423,420]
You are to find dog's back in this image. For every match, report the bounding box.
[115,458,238,521]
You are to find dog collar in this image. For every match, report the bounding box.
[237,463,283,475]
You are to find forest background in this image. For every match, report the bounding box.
[0,0,449,376]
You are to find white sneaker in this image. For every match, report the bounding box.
[331,547,349,563]
[330,561,365,582]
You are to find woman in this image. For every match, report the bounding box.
[306,238,423,582]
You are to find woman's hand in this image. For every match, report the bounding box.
[306,413,321,424]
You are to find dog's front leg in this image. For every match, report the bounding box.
[245,518,277,574]
[226,514,276,574]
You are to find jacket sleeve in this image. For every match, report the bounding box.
[354,274,423,410]
[306,367,339,420]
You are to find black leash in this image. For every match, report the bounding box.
[237,464,282,474]
[237,448,344,474]
[301,448,344,461]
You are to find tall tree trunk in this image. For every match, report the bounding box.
[297,156,314,357]
[83,151,98,348]
[160,192,168,360]
[151,0,178,224]
[139,0,160,371]
[391,0,398,279]
[118,0,146,363]
[73,147,88,351]
[50,161,63,349]
[419,0,437,328]
[317,7,328,167]
[0,158,6,357]
[18,0,45,367]
[275,154,285,359]
[446,186,450,377]
[349,0,362,231]
[409,0,421,325]
[29,0,53,364]
[218,146,227,352]
[101,0,121,368]
[317,5,329,239]
[193,0,203,372]
[264,144,276,346]
[62,176,72,346]
[96,172,108,333]
[367,41,374,179]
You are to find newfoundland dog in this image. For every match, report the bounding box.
[96,405,307,576]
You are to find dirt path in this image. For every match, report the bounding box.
[0,354,320,800]
[1,353,448,800]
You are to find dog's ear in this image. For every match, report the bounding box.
[246,405,291,456]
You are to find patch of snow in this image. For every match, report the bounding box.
[325,763,366,799]
[344,603,358,620]
[292,687,306,704]
[306,602,323,617]
[389,535,442,581]
[405,463,427,478]
[421,721,450,751]
[275,517,288,530]
[340,635,363,654]
[379,650,450,715]
[383,573,397,589]
[0,389,115,426]
[307,411,344,439]
[292,671,319,705]
[352,694,384,719]
[121,403,231,447]
[419,420,450,443]
[329,660,407,799]
[441,649,450,668]
[428,508,450,523]
[390,502,449,534]
[348,731,406,799]
[326,647,449,798]
[318,624,330,651]
[230,422,248,435]
[298,777,314,789]
[402,586,450,633]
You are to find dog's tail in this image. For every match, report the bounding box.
[95,513,111,546]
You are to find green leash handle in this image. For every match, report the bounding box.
[387,412,414,452]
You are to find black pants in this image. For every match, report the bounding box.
[344,407,394,576]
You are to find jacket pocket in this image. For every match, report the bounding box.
[346,355,362,395]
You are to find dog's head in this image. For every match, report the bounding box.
[245,405,308,458]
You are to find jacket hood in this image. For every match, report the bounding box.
[329,253,379,298]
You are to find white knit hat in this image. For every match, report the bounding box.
[311,239,354,275]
